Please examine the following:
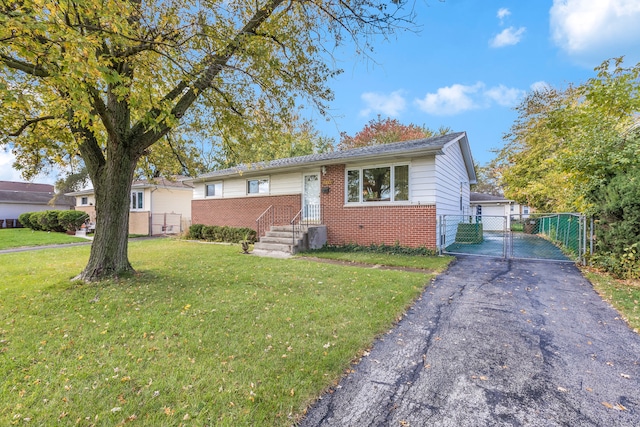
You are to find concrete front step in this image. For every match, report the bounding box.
[259,236,302,245]
[264,231,299,239]
[253,241,298,253]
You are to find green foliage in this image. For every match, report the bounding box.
[495,57,640,212]
[17,212,32,229]
[187,224,256,243]
[0,0,413,280]
[186,223,205,240]
[312,242,438,257]
[27,211,45,231]
[58,210,90,231]
[18,210,85,232]
[591,169,640,278]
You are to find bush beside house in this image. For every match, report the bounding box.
[19,210,89,233]
[187,224,257,244]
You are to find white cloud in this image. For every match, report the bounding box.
[490,27,526,48]
[359,90,406,117]
[484,85,526,107]
[497,8,511,22]
[0,150,24,182]
[415,83,483,116]
[415,82,525,116]
[550,0,640,65]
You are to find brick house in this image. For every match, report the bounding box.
[189,132,477,252]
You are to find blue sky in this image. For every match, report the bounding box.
[2,0,640,183]
[312,0,640,165]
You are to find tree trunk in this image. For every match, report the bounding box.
[76,146,138,282]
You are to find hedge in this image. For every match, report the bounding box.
[18,210,89,233]
[187,224,256,243]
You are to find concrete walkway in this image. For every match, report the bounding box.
[300,256,640,426]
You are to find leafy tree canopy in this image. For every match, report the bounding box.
[494,57,640,212]
[338,115,451,150]
[0,0,414,281]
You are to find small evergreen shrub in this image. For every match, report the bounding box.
[187,224,256,244]
[18,212,33,229]
[314,242,437,256]
[58,211,90,232]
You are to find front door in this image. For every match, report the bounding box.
[303,174,321,222]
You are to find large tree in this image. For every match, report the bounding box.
[338,115,450,150]
[494,58,640,212]
[0,0,412,281]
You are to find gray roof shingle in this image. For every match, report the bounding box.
[192,132,470,181]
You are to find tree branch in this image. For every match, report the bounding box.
[132,0,287,151]
[9,115,57,136]
[0,54,50,77]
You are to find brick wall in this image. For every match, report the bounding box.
[320,164,438,249]
[192,194,301,229]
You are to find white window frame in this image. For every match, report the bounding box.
[131,191,144,211]
[80,196,89,206]
[205,182,222,198]
[247,177,269,195]
[345,163,410,205]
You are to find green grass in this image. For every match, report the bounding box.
[0,239,443,426]
[0,228,88,250]
[297,251,452,272]
[584,268,640,333]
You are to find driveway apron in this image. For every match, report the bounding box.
[300,256,640,427]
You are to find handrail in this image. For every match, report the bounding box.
[256,205,295,241]
[255,205,274,240]
[290,204,322,247]
[290,209,304,248]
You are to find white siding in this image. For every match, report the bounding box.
[193,184,205,199]
[409,157,437,204]
[223,178,249,198]
[196,171,305,199]
[271,172,302,195]
[151,188,192,218]
[76,195,96,207]
[435,140,471,217]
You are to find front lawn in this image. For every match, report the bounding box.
[0,239,442,426]
[0,228,88,250]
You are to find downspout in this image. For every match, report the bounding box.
[149,187,157,236]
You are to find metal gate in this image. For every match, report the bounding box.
[440,214,587,263]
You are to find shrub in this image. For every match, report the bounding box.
[592,169,640,278]
[187,224,205,240]
[58,210,89,232]
[18,212,33,229]
[28,212,46,231]
[186,224,256,243]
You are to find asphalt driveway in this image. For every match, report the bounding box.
[300,256,640,426]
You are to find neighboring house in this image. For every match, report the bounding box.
[189,132,477,251]
[470,192,531,231]
[0,181,74,228]
[66,177,193,235]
